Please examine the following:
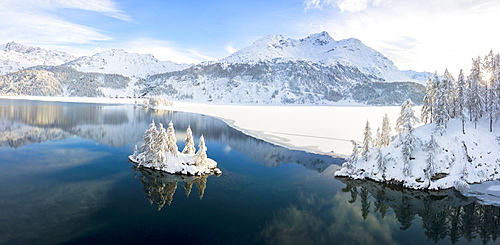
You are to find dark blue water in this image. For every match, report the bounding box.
[0,99,499,245]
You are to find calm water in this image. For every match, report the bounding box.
[0,99,499,245]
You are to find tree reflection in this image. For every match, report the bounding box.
[339,178,500,244]
[132,165,216,210]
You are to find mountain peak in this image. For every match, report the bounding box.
[1,41,38,53]
[300,31,334,46]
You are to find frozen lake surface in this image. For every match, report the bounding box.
[0,98,499,244]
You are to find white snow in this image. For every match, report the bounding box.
[462,180,500,206]
[221,31,427,83]
[336,118,500,191]
[63,49,189,78]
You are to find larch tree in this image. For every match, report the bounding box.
[362,120,372,161]
[182,125,196,154]
[194,135,208,166]
[433,70,453,135]
[375,127,382,148]
[166,121,178,156]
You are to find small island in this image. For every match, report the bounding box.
[129,120,222,176]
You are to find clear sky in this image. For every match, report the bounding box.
[1,0,499,75]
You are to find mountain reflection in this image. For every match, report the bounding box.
[0,99,340,172]
[338,178,500,244]
[132,165,214,210]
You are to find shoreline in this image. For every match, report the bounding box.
[0,96,408,157]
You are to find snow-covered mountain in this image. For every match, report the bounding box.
[0,33,430,105]
[221,31,422,83]
[63,49,189,78]
[0,42,75,75]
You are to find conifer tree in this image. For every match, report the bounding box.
[424,134,439,186]
[380,114,391,147]
[375,127,382,148]
[396,99,419,136]
[457,69,466,134]
[194,135,208,166]
[182,125,196,154]
[154,123,168,167]
[467,57,484,128]
[362,120,372,161]
[141,120,158,163]
[421,76,436,124]
[396,99,419,176]
[166,121,178,156]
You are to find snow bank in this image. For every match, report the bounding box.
[336,118,500,190]
[461,180,500,206]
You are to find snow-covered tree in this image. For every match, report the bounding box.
[396,99,419,136]
[456,69,466,134]
[421,76,436,124]
[362,120,372,161]
[380,114,391,148]
[166,121,178,156]
[433,70,454,135]
[376,148,385,176]
[140,120,158,164]
[467,57,484,128]
[347,140,360,164]
[396,99,419,176]
[194,135,208,166]
[424,134,439,186]
[375,127,382,148]
[154,123,168,167]
[182,125,196,154]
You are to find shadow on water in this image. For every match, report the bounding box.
[131,164,221,210]
[336,177,500,245]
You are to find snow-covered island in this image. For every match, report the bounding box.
[336,52,500,191]
[129,120,222,176]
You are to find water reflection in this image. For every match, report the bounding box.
[132,165,216,210]
[338,178,500,244]
[0,99,339,172]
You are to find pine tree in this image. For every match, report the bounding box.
[375,127,382,148]
[467,57,484,128]
[376,148,385,176]
[194,135,208,166]
[166,121,178,156]
[380,114,391,147]
[362,120,372,161]
[424,134,439,186]
[141,120,158,164]
[421,76,437,124]
[396,99,420,136]
[457,69,466,134]
[433,70,453,135]
[396,99,419,176]
[154,123,168,167]
[182,125,196,154]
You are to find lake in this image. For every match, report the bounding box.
[0,98,499,245]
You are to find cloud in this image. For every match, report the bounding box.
[121,38,208,64]
[0,0,130,45]
[300,0,500,73]
[224,44,238,54]
[304,0,386,12]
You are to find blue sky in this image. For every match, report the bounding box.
[1,0,500,74]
